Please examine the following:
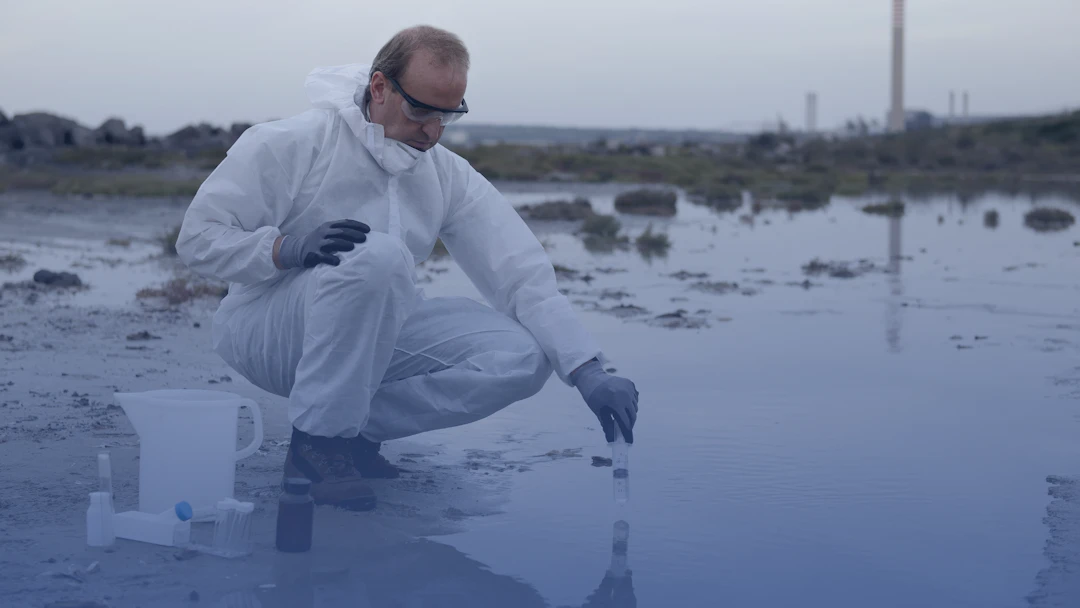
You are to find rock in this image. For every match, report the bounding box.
[229,123,252,139]
[33,269,82,287]
[165,123,232,150]
[126,330,161,341]
[614,188,677,216]
[862,200,905,217]
[647,309,710,329]
[604,304,649,319]
[801,258,879,279]
[1024,208,1076,232]
[189,590,201,601]
[517,197,594,221]
[553,264,581,281]
[689,281,742,295]
[983,209,999,228]
[94,118,145,146]
[669,270,709,281]
[11,112,95,148]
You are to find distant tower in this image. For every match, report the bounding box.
[962,91,969,117]
[888,0,906,132]
[949,91,956,119]
[806,92,818,133]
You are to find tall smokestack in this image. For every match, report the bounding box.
[949,91,955,119]
[962,91,969,117]
[888,0,906,132]
[806,92,818,133]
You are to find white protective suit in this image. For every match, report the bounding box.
[176,64,605,441]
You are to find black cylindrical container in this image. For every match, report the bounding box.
[276,477,314,552]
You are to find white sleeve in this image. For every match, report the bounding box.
[439,156,606,385]
[175,112,325,285]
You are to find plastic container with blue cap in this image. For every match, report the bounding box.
[114,501,194,547]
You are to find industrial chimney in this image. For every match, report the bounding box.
[806,92,818,134]
[949,91,956,119]
[962,91,969,117]
[888,0,906,132]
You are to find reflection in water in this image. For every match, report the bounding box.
[885,214,904,352]
[575,519,637,608]
[213,522,637,608]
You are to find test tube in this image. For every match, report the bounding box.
[611,426,629,505]
[212,499,235,550]
[232,502,254,555]
[97,452,113,510]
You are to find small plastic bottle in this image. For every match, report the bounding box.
[86,491,115,547]
[276,478,314,553]
[113,501,193,547]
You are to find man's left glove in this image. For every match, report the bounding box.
[571,360,639,444]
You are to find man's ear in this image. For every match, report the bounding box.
[369,72,389,105]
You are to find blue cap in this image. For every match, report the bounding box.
[174,501,193,522]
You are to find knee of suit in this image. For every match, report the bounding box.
[316,231,414,290]
[507,326,554,395]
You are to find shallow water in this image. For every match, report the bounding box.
[2,187,1079,606]
[416,187,1080,607]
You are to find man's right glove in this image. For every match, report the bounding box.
[277,219,370,269]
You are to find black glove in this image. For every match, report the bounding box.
[571,360,639,444]
[278,219,370,269]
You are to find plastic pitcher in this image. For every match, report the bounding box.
[114,389,263,520]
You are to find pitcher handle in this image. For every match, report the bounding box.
[235,399,264,461]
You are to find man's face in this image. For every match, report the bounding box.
[368,49,467,152]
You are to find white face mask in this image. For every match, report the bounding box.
[378,138,423,175]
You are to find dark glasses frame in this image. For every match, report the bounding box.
[384,73,469,115]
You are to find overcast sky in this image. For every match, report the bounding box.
[2,0,1077,135]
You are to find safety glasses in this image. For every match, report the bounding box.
[384,74,469,126]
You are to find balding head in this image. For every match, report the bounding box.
[364,26,470,151]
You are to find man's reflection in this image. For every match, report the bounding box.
[239,522,636,608]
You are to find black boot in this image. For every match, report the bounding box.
[283,427,376,511]
[350,434,405,479]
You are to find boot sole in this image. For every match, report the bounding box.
[283,455,378,511]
